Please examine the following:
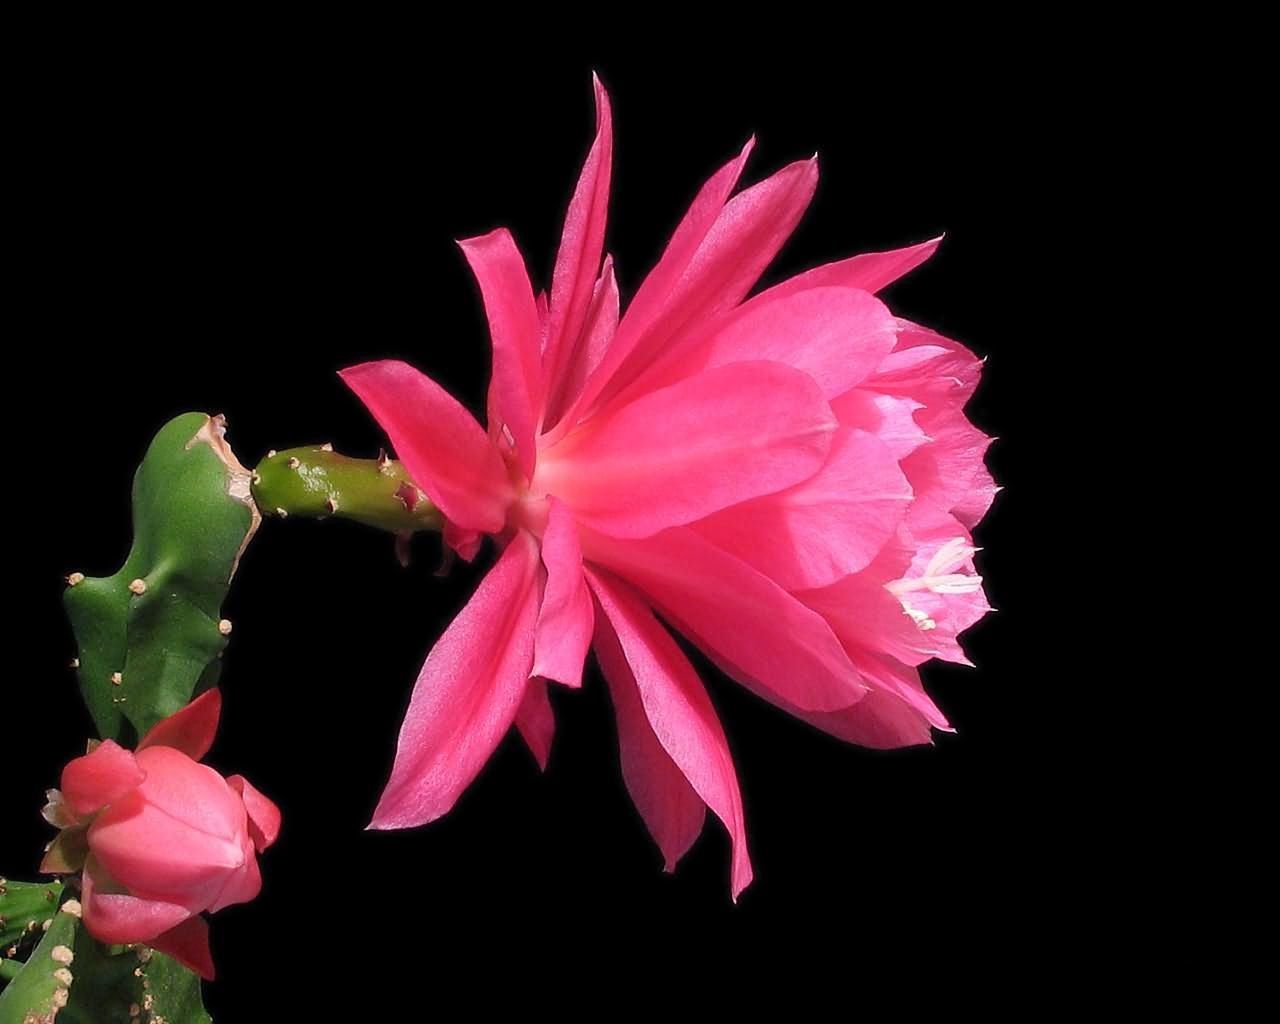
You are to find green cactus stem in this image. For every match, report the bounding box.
[63,413,261,742]
[0,882,62,956]
[251,445,443,535]
[0,892,79,1022]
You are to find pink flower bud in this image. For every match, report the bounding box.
[43,689,279,979]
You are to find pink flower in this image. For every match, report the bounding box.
[342,77,995,898]
[41,690,280,979]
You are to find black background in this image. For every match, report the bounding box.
[9,46,1083,1011]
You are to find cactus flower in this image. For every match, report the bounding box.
[41,689,279,979]
[342,77,995,897]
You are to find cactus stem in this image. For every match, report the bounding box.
[128,578,148,595]
[66,572,85,587]
[252,445,442,536]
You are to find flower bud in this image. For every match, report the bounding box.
[42,689,279,979]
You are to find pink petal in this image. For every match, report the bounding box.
[829,389,930,460]
[538,361,835,539]
[340,360,511,534]
[618,286,899,406]
[137,687,221,761]
[544,255,619,428]
[543,75,613,424]
[899,405,994,521]
[693,428,912,590]
[226,775,281,852]
[591,589,705,876]
[81,861,192,946]
[583,155,820,418]
[60,739,145,818]
[952,461,999,530]
[741,236,942,306]
[584,526,866,712]
[590,569,752,898]
[866,319,983,405]
[514,677,555,772]
[149,915,216,981]
[130,747,247,842]
[793,690,935,749]
[89,792,245,912]
[458,228,544,480]
[532,498,594,688]
[207,836,261,913]
[555,138,755,433]
[797,537,941,669]
[443,520,484,562]
[369,531,541,828]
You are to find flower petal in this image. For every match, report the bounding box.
[149,915,216,981]
[554,138,754,433]
[543,75,613,425]
[369,532,540,828]
[60,739,145,818]
[581,155,820,418]
[340,359,511,534]
[81,860,192,945]
[538,361,835,539]
[693,428,912,590]
[458,228,544,480]
[544,255,619,428]
[226,775,281,852]
[137,687,222,761]
[741,236,942,306]
[618,286,899,406]
[514,677,555,772]
[207,837,261,913]
[591,592,705,876]
[585,526,866,712]
[590,569,753,898]
[532,498,594,688]
[829,389,930,459]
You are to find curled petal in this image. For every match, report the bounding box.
[60,739,145,818]
[340,360,511,533]
[539,362,835,539]
[81,860,192,945]
[227,775,282,852]
[137,687,222,761]
[590,569,752,898]
[532,498,594,688]
[369,532,541,828]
